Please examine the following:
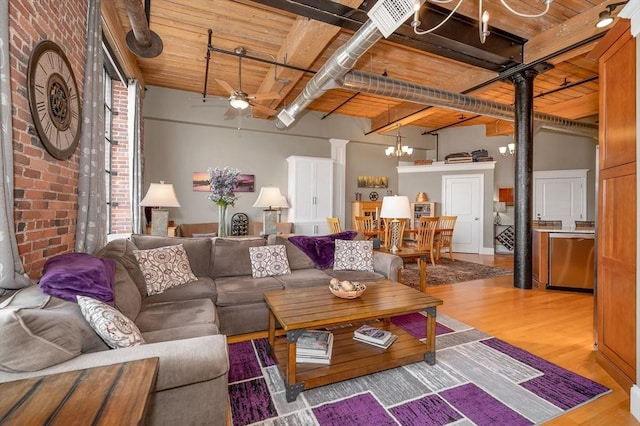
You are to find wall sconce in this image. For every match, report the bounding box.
[498,143,515,156]
[140,181,181,236]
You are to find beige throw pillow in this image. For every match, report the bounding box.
[133,244,198,295]
[77,296,145,349]
[249,245,292,278]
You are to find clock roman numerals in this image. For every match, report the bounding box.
[28,41,81,160]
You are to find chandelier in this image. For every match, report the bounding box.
[411,0,554,44]
[385,125,413,158]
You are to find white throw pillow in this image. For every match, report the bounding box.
[133,244,198,295]
[77,296,145,349]
[333,239,374,272]
[249,245,291,278]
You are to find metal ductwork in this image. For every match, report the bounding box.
[276,20,382,129]
[340,70,598,139]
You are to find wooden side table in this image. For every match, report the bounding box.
[0,357,158,425]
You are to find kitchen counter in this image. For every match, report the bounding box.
[532,227,595,234]
[532,228,595,291]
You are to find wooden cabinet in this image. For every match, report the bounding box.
[595,20,636,392]
[287,156,334,235]
[531,230,548,289]
[410,202,435,229]
[351,201,382,229]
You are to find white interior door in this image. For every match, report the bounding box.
[533,170,587,226]
[442,174,483,254]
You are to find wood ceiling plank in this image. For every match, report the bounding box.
[253,1,364,117]
[536,91,599,119]
[102,0,145,86]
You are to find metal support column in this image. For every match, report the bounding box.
[510,70,537,289]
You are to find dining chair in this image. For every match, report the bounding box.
[435,215,457,261]
[326,217,342,233]
[354,216,377,238]
[414,216,439,266]
[381,217,408,250]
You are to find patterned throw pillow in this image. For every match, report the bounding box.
[249,245,292,278]
[133,244,198,295]
[333,239,374,272]
[76,296,145,349]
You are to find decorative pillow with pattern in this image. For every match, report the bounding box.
[249,245,292,278]
[76,296,145,349]
[333,239,374,272]
[133,244,198,295]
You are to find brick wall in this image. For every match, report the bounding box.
[110,81,131,233]
[9,0,88,278]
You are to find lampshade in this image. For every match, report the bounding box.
[493,201,507,213]
[140,181,181,207]
[253,187,284,208]
[276,195,289,209]
[380,195,411,219]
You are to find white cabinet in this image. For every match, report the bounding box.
[287,156,334,235]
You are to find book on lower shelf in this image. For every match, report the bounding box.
[354,333,398,349]
[353,325,397,349]
[296,330,334,364]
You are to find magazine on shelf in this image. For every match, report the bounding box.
[353,333,398,349]
[354,325,395,345]
[296,330,333,356]
[296,332,333,364]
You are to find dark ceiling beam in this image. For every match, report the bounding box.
[247,0,526,72]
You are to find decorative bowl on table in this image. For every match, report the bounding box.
[329,279,366,299]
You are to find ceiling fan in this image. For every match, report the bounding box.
[216,47,281,118]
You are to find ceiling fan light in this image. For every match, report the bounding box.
[229,97,250,110]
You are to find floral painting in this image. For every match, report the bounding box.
[193,172,255,193]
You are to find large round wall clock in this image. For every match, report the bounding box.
[27,40,81,160]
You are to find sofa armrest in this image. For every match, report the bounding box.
[0,335,228,392]
[373,251,403,280]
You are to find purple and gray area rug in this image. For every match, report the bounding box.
[228,313,610,426]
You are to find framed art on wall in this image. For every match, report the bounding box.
[193,172,255,192]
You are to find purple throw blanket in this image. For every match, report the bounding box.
[289,231,357,269]
[39,253,116,305]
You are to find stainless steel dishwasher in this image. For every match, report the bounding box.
[548,233,595,292]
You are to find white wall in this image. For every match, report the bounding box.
[142,87,597,236]
[433,125,598,223]
[142,87,433,228]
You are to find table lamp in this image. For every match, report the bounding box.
[253,187,286,235]
[140,181,181,236]
[380,195,411,253]
[493,201,507,225]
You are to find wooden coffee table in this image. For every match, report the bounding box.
[264,280,443,402]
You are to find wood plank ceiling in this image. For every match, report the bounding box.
[104,0,619,136]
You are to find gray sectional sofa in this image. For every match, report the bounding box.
[0,232,402,425]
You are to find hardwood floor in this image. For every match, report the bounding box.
[232,253,638,424]
[438,253,637,425]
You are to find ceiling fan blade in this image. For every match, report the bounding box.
[215,79,237,96]
[224,107,239,119]
[249,91,281,101]
[250,102,278,116]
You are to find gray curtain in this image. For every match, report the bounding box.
[128,80,144,233]
[75,0,106,253]
[0,0,32,292]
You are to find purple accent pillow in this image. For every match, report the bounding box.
[289,231,357,269]
[39,253,116,305]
